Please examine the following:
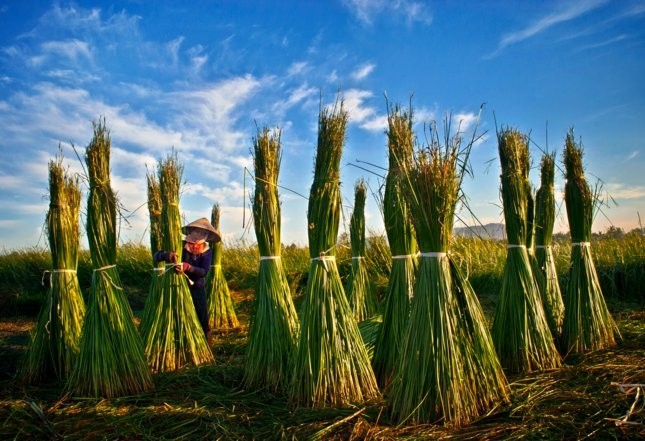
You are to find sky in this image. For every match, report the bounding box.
[0,0,644,251]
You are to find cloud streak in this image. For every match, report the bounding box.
[487,0,609,58]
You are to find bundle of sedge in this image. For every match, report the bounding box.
[560,129,618,354]
[390,115,508,426]
[139,171,164,333]
[206,203,239,330]
[534,153,565,337]
[345,179,378,322]
[290,98,380,407]
[140,152,214,372]
[371,101,417,390]
[67,118,152,397]
[491,127,561,374]
[22,153,85,383]
[244,126,299,392]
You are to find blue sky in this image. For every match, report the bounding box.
[1,0,643,250]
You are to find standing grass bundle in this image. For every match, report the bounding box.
[290,99,380,407]
[560,129,618,354]
[491,127,560,374]
[140,153,214,372]
[139,171,164,331]
[534,153,565,337]
[67,118,152,398]
[206,203,239,330]
[345,179,377,322]
[390,116,508,426]
[372,102,417,390]
[21,155,85,383]
[244,126,299,392]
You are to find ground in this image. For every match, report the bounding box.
[0,292,643,440]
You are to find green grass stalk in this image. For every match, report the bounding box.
[290,99,380,406]
[206,204,239,330]
[346,179,377,322]
[372,102,417,390]
[560,129,619,354]
[140,152,214,372]
[535,153,565,337]
[390,115,508,426]
[21,154,85,383]
[491,127,561,374]
[244,126,299,392]
[67,118,153,397]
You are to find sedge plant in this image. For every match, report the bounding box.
[345,179,378,322]
[560,129,618,354]
[139,171,164,331]
[67,118,153,398]
[491,127,561,374]
[534,153,565,337]
[21,154,85,383]
[140,153,214,372]
[290,98,380,407]
[390,114,508,426]
[206,203,239,330]
[244,126,299,392]
[371,102,417,390]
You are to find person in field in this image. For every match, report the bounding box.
[154,217,220,337]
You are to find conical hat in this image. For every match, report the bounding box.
[182,217,221,243]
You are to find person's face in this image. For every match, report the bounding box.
[186,241,206,254]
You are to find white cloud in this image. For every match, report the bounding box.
[343,89,376,123]
[287,61,308,76]
[41,39,92,63]
[487,0,609,58]
[351,62,375,81]
[170,75,263,153]
[627,151,639,160]
[575,34,628,52]
[604,183,645,200]
[342,0,432,26]
[272,82,318,116]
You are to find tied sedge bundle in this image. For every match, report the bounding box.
[140,153,214,372]
[244,126,299,392]
[67,118,152,398]
[206,203,239,330]
[534,153,565,337]
[526,186,550,333]
[139,171,164,331]
[21,154,85,383]
[389,115,508,426]
[491,127,560,374]
[345,179,377,322]
[560,129,618,354]
[290,99,380,407]
[372,102,417,390]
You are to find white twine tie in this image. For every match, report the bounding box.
[419,252,448,258]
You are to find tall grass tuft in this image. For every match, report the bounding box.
[560,129,618,354]
[491,127,561,374]
[206,204,239,330]
[139,171,164,332]
[390,115,508,426]
[244,126,299,392]
[67,118,153,397]
[140,153,214,372]
[346,179,377,322]
[372,102,417,390]
[21,154,85,383]
[534,153,565,337]
[290,99,380,406]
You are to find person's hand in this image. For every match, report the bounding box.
[168,252,178,263]
[175,262,190,273]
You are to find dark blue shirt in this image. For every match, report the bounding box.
[154,245,212,291]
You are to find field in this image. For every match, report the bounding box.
[0,233,643,439]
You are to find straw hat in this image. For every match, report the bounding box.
[182,217,221,243]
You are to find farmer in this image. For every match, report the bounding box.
[154,217,220,337]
